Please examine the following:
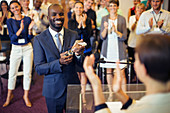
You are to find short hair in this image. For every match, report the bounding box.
[48,4,64,16]
[136,3,145,10]
[109,0,119,6]
[136,34,170,83]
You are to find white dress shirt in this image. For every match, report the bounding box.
[49,27,64,49]
[136,8,170,35]
[128,15,141,48]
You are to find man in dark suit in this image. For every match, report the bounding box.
[33,4,85,113]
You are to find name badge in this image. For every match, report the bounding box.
[18,39,25,43]
[3,25,7,28]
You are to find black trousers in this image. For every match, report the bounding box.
[45,92,66,113]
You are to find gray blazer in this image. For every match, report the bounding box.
[100,14,127,60]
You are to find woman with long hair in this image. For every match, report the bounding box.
[0,0,11,37]
[3,1,34,107]
[68,1,92,106]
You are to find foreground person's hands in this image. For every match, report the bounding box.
[83,54,101,87]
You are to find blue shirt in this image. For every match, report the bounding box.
[7,16,33,45]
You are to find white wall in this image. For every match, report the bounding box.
[119,0,134,26]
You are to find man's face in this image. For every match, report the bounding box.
[133,0,140,6]
[151,0,162,11]
[84,0,93,10]
[34,0,42,9]
[48,5,64,31]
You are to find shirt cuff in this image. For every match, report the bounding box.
[95,103,108,112]
[121,98,133,110]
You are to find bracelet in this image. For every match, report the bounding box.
[95,103,108,111]
[121,98,133,110]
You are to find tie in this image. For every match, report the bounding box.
[55,33,62,52]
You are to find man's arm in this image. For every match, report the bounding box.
[136,13,151,35]
[160,16,170,34]
[33,36,62,75]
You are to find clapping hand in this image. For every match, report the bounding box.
[111,22,116,32]
[83,54,101,87]
[28,20,35,30]
[20,20,24,30]
[157,19,164,28]
[104,21,108,30]
[149,17,153,28]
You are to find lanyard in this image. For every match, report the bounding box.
[152,12,162,27]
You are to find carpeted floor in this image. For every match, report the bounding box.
[0,73,48,113]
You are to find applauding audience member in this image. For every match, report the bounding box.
[84,34,170,113]
[100,0,127,100]
[3,1,34,108]
[0,1,11,38]
[136,0,170,35]
[68,1,92,106]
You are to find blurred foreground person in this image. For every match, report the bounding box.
[83,34,170,113]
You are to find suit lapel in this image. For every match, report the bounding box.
[45,29,60,58]
[63,28,71,52]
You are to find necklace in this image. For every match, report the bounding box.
[152,12,162,28]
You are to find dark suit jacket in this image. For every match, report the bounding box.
[33,28,81,99]
[68,16,92,50]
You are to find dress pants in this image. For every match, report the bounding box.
[8,43,33,90]
[45,90,66,113]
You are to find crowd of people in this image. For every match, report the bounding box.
[0,0,169,113]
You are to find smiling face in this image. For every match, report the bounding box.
[109,3,118,14]
[151,0,163,11]
[136,4,145,15]
[1,2,8,11]
[84,0,93,10]
[34,0,42,9]
[48,5,64,32]
[74,2,84,16]
[22,0,30,8]
[10,3,21,16]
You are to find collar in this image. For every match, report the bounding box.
[131,6,135,10]
[33,7,42,12]
[49,26,64,37]
[150,8,163,14]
